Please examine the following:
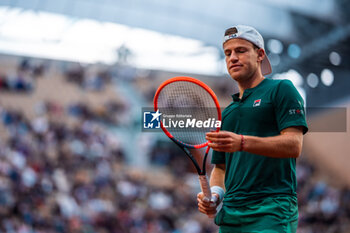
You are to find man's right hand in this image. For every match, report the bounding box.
[197,192,220,217]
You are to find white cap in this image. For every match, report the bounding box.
[223,25,272,75]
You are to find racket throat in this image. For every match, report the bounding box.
[182,146,203,174]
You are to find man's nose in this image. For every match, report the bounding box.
[229,52,238,62]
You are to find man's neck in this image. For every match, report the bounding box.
[238,74,265,98]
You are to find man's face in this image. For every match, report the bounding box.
[223,38,264,82]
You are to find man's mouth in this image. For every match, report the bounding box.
[229,64,242,70]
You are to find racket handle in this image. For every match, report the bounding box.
[199,175,216,218]
[199,175,211,199]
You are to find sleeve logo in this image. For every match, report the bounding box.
[289,109,304,115]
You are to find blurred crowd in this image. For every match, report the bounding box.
[2,101,348,233]
[0,103,218,233]
[64,64,113,92]
[0,59,46,93]
[67,101,128,126]
[296,161,350,233]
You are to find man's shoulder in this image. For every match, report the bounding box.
[263,78,297,95]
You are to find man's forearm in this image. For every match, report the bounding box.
[207,127,304,159]
[243,128,303,158]
[210,164,226,190]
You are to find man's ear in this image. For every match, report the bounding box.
[257,48,265,62]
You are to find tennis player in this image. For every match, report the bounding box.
[197,25,308,233]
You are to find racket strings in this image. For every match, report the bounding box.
[156,81,219,146]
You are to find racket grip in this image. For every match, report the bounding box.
[199,175,211,199]
[199,175,216,218]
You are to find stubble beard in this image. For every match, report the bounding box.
[230,65,259,85]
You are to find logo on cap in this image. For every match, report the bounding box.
[228,34,238,39]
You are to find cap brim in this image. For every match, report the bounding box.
[261,55,272,75]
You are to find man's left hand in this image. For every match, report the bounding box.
[206,131,241,152]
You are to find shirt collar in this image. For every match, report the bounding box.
[231,91,253,102]
[231,78,267,102]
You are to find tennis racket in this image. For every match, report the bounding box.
[153,76,221,217]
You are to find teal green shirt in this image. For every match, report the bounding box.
[212,78,308,207]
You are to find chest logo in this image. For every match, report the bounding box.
[253,99,261,107]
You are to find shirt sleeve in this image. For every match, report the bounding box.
[211,150,226,164]
[274,80,308,134]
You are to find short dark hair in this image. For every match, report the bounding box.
[252,44,259,50]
